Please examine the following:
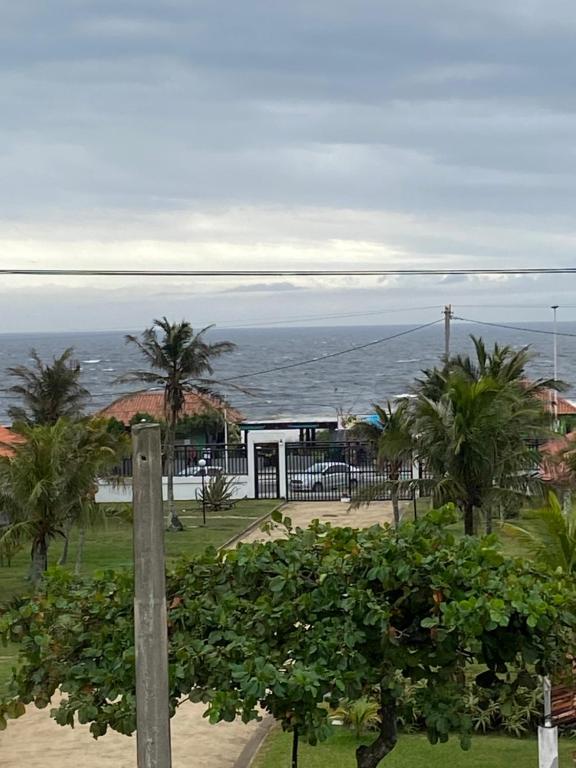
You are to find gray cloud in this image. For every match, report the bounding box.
[2,1,576,329]
[222,282,304,293]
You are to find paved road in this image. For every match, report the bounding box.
[0,500,393,768]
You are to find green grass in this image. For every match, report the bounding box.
[0,499,278,692]
[399,498,544,558]
[254,727,576,768]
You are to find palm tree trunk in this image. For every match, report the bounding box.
[58,520,71,566]
[391,465,401,528]
[463,501,475,536]
[30,537,48,586]
[485,506,492,535]
[166,418,183,531]
[74,525,86,575]
[391,488,400,528]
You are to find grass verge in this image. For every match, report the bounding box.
[253,726,576,768]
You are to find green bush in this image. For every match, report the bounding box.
[200,474,237,511]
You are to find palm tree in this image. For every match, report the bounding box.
[7,348,90,425]
[121,318,236,531]
[503,491,576,573]
[413,370,548,535]
[0,419,126,584]
[352,401,414,527]
[418,336,559,400]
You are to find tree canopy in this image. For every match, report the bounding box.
[7,348,90,426]
[120,317,236,531]
[1,509,574,767]
[0,418,129,583]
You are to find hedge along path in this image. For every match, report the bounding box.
[0,500,394,768]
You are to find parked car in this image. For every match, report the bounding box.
[176,466,223,478]
[289,462,360,492]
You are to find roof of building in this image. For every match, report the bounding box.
[0,426,24,458]
[98,390,242,426]
[535,389,576,415]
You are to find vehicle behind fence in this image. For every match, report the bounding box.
[115,443,248,478]
[285,441,415,502]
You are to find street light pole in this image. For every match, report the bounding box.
[198,458,207,525]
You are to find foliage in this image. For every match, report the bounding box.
[413,339,551,535]
[199,474,238,511]
[104,417,127,437]
[352,401,414,527]
[418,336,559,398]
[503,491,576,573]
[333,682,541,741]
[120,317,236,531]
[0,419,128,584]
[1,508,575,768]
[175,412,225,441]
[331,697,381,738]
[7,348,90,425]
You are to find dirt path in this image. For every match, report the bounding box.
[0,500,393,767]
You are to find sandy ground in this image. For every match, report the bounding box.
[0,500,392,768]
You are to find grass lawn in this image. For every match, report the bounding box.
[399,497,541,558]
[254,727,576,768]
[0,498,278,692]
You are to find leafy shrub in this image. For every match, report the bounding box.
[330,697,381,738]
[199,474,237,511]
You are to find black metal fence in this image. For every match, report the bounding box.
[285,442,414,502]
[115,443,248,478]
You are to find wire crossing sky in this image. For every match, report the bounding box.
[3,2,576,331]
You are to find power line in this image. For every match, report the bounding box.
[2,267,576,277]
[219,305,441,328]
[453,315,576,339]
[224,319,443,381]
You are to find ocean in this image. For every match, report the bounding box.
[0,322,573,423]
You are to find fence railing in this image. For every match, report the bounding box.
[285,441,415,501]
[114,443,248,478]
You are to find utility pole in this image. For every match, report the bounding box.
[132,423,172,768]
[443,304,453,360]
[551,305,559,430]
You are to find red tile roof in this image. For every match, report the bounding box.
[0,426,24,458]
[97,390,242,426]
[535,389,576,415]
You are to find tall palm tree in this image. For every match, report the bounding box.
[0,419,125,584]
[413,371,548,535]
[7,348,90,425]
[121,318,236,531]
[352,401,414,527]
[418,336,559,401]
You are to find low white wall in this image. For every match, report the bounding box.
[96,475,249,504]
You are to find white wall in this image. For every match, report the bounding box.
[96,475,250,504]
[246,430,290,498]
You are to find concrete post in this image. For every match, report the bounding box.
[132,423,172,768]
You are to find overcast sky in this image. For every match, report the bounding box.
[2,0,576,331]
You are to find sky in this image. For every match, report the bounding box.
[2,0,576,331]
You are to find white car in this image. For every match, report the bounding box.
[176,466,223,478]
[289,462,360,492]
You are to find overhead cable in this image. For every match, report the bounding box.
[1,267,576,277]
[453,316,576,339]
[224,319,443,381]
